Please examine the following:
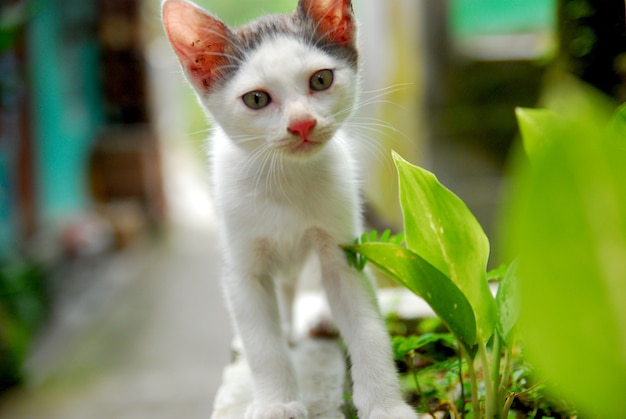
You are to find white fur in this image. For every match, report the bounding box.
[196,35,415,419]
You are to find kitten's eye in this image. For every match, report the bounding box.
[310,69,334,92]
[242,91,271,110]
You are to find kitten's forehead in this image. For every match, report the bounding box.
[241,37,337,85]
[233,13,358,67]
[218,12,358,87]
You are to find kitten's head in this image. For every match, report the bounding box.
[162,0,358,159]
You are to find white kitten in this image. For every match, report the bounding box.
[162,1,417,418]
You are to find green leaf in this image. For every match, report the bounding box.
[495,261,520,344]
[354,242,477,353]
[392,335,420,359]
[389,232,405,246]
[418,357,467,376]
[486,263,508,282]
[344,229,407,271]
[393,152,495,342]
[393,333,457,361]
[506,87,626,417]
[515,108,564,160]
[609,103,626,139]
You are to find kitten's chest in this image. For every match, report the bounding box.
[237,162,346,224]
[213,141,359,240]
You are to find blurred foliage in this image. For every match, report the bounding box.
[440,61,546,162]
[557,0,626,100]
[0,257,47,390]
[345,79,626,416]
[0,0,36,53]
[504,80,626,417]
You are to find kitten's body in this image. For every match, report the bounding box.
[162,1,417,418]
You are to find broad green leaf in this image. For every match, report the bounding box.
[495,261,519,344]
[354,242,477,353]
[506,89,626,417]
[515,107,564,160]
[393,153,495,342]
[609,103,626,139]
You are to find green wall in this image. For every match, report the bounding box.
[27,0,103,222]
[452,0,556,37]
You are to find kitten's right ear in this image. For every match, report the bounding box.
[298,0,356,46]
[162,0,231,91]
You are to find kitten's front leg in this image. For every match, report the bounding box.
[222,257,307,419]
[308,229,418,419]
[277,279,297,343]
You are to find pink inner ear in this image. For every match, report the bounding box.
[301,0,355,45]
[162,0,230,90]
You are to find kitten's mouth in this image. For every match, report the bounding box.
[280,136,325,156]
[289,138,324,157]
[290,138,322,154]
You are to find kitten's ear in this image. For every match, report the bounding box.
[162,0,232,91]
[298,0,356,46]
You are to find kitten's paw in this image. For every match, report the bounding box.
[245,401,308,419]
[367,402,419,419]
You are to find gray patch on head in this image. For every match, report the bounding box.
[213,11,358,90]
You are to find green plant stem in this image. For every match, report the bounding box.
[444,400,461,419]
[463,347,481,418]
[458,351,466,418]
[501,392,517,418]
[490,334,503,418]
[498,335,515,407]
[409,354,423,399]
[479,342,496,419]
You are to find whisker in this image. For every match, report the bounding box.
[186,127,213,137]
[348,119,410,145]
[348,119,408,141]
[336,97,409,119]
[351,131,396,173]
[333,83,412,120]
[350,116,402,132]
[276,150,296,206]
[359,82,413,96]
[242,143,271,180]
[230,134,263,145]
[269,151,284,203]
[252,147,274,206]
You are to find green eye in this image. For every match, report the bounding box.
[310,69,334,92]
[242,91,271,110]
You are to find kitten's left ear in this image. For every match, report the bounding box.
[298,0,356,46]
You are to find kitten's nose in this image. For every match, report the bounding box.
[288,118,317,139]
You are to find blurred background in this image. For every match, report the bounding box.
[0,0,624,417]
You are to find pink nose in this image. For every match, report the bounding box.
[288,118,317,139]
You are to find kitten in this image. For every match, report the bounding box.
[161,1,417,418]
